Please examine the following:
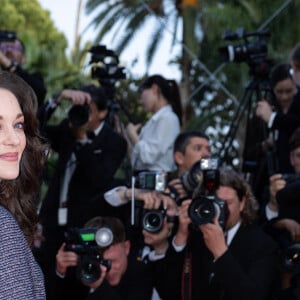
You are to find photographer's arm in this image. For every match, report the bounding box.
[199,218,228,259]
[265,174,286,219]
[104,187,166,209]
[173,199,192,249]
[53,89,92,106]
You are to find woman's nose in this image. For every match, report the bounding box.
[2,127,20,146]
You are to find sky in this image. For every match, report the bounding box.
[37,0,181,80]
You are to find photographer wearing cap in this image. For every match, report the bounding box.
[150,168,279,300]
[38,85,127,299]
[55,216,154,300]
[0,30,46,107]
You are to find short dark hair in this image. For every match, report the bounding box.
[84,216,126,245]
[289,127,300,152]
[174,131,209,154]
[80,84,107,111]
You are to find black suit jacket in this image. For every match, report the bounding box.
[54,245,154,300]
[38,117,127,300]
[39,119,127,228]
[154,224,279,300]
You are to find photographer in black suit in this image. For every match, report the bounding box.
[149,168,279,300]
[55,216,155,300]
[260,127,300,244]
[38,85,127,299]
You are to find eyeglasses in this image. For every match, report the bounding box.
[0,43,23,53]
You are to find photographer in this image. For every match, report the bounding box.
[151,168,279,300]
[255,63,300,174]
[38,85,127,299]
[126,74,182,173]
[260,127,300,242]
[0,30,46,107]
[55,216,155,300]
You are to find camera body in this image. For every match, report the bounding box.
[141,206,166,233]
[180,158,220,194]
[136,171,167,192]
[68,103,90,128]
[89,45,126,83]
[65,227,112,284]
[132,171,167,233]
[188,194,228,229]
[180,157,228,228]
[133,202,168,234]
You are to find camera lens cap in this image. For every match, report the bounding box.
[95,227,113,248]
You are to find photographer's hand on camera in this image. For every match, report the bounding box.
[173,199,192,248]
[199,217,228,260]
[54,89,92,106]
[126,122,142,145]
[268,173,287,212]
[56,243,79,277]
[167,178,188,203]
[0,50,17,71]
[135,189,165,210]
[256,100,273,123]
[82,265,108,290]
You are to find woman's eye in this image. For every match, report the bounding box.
[14,122,24,130]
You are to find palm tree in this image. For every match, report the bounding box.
[85,0,202,124]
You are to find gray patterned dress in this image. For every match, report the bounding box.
[0,206,45,299]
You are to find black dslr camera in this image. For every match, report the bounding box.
[68,103,90,128]
[139,203,167,234]
[132,171,168,233]
[65,227,113,284]
[181,158,228,229]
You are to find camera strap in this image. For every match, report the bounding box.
[181,246,192,300]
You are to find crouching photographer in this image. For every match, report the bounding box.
[152,168,280,300]
[55,216,155,300]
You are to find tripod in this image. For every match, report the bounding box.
[219,65,277,196]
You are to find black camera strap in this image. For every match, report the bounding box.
[181,242,192,300]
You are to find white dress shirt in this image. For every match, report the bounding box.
[131,105,180,172]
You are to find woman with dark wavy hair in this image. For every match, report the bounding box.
[0,71,46,299]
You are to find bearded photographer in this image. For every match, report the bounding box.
[148,168,280,300]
